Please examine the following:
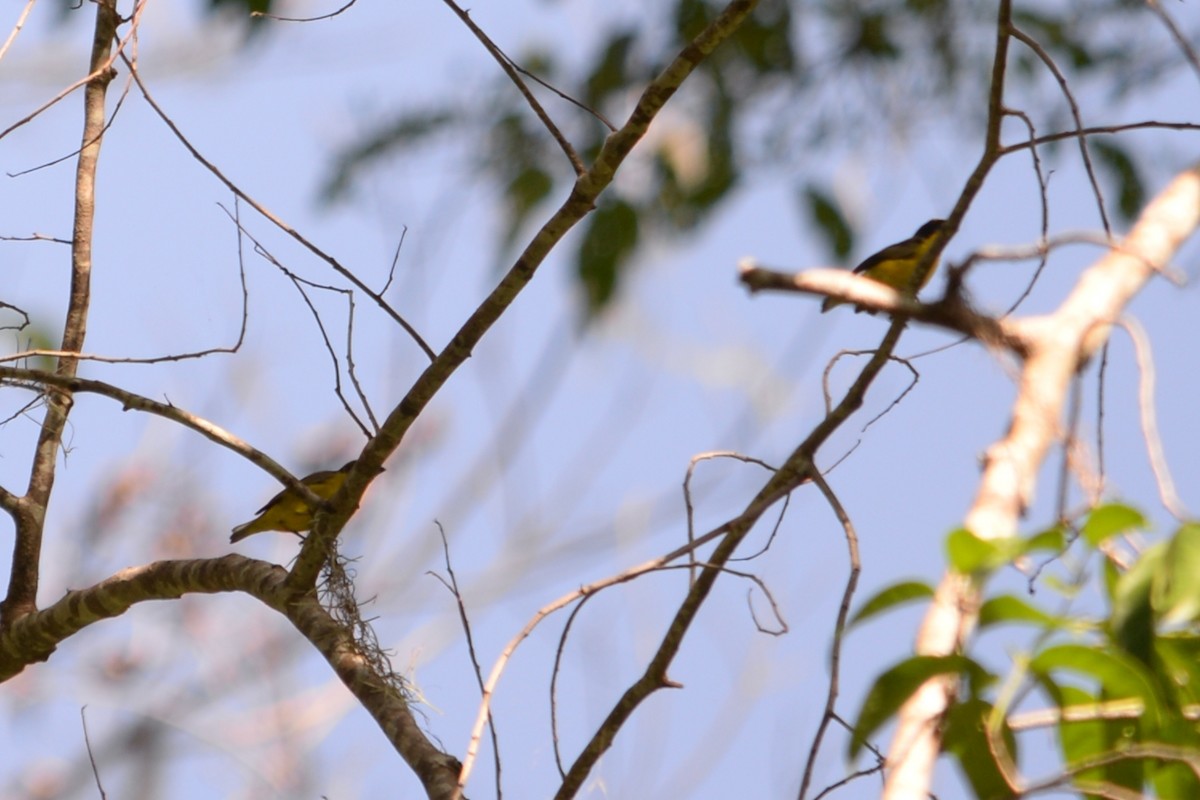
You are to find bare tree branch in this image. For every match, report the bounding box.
[886,164,1200,799]
[120,53,437,364]
[441,0,588,176]
[0,555,463,799]
[1,0,120,630]
[284,0,769,598]
[0,366,326,511]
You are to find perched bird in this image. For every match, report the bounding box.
[820,219,948,313]
[230,461,358,543]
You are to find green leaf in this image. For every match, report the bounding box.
[1081,503,1147,547]
[725,0,795,74]
[850,654,987,759]
[207,0,271,19]
[1033,664,1151,792]
[674,0,714,41]
[577,199,639,315]
[1092,140,1146,222]
[1052,685,1111,788]
[320,109,460,202]
[676,0,794,74]
[978,594,1058,630]
[1152,759,1200,799]
[1030,644,1162,730]
[584,30,637,106]
[1154,634,1200,709]
[1146,715,1200,793]
[1154,523,1200,626]
[1052,685,1145,793]
[845,10,900,61]
[848,580,933,628]
[946,528,1020,575]
[943,698,1017,800]
[1011,9,1097,70]
[1022,526,1066,554]
[655,101,736,229]
[803,186,853,260]
[502,166,554,251]
[1111,542,1165,664]
[1103,557,1120,604]
[11,322,55,373]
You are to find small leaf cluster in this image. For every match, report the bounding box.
[849,504,1200,798]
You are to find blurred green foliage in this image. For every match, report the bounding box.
[189,0,1164,317]
[853,504,1200,798]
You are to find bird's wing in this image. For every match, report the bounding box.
[851,237,921,274]
[254,486,291,515]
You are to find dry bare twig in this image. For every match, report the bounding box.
[1115,316,1188,521]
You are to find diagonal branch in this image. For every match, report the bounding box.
[283,0,767,596]
[885,165,1200,800]
[555,315,912,799]
[120,52,437,364]
[0,366,325,510]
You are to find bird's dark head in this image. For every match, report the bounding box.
[338,460,386,476]
[915,219,948,239]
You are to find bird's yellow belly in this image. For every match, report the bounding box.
[867,258,936,292]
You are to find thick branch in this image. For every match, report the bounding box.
[0,555,462,799]
[285,599,463,799]
[0,555,278,680]
[1,0,118,629]
[284,0,766,595]
[886,166,1200,799]
[738,264,1028,356]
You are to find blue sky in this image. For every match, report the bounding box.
[2,2,1199,798]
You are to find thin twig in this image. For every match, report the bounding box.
[1000,108,1052,313]
[1008,25,1110,235]
[0,233,72,245]
[508,60,617,133]
[999,119,1200,154]
[1055,375,1083,526]
[0,366,325,509]
[286,0,767,596]
[545,557,787,782]
[120,52,437,363]
[797,470,861,800]
[1117,316,1187,520]
[3,0,123,629]
[8,72,133,178]
[1146,0,1200,83]
[1096,341,1109,493]
[461,514,743,792]
[440,0,587,175]
[683,451,777,585]
[549,593,595,780]
[883,1,1019,792]
[219,203,376,434]
[428,522,502,800]
[0,0,143,145]
[0,0,37,65]
[254,0,357,23]
[380,225,408,297]
[80,706,108,799]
